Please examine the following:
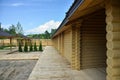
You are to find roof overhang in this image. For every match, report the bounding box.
[52,0,105,38]
[0,30,14,38]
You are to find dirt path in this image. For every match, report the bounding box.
[0,60,37,80]
[0,52,41,60]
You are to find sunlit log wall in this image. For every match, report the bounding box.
[63,28,72,63]
[0,39,53,46]
[71,25,80,70]
[0,39,17,46]
[52,26,80,69]
[52,36,58,49]
[52,0,120,80]
[105,0,120,80]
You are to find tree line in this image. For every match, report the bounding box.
[0,22,23,35]
[27,29,56,39]
[0,22,56,39]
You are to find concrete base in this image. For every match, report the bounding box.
[28,46,106,80]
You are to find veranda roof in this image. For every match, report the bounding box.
[0,30,14,51]
[15,34,30,39]
[21,35,30,39]
[0,30,13,38]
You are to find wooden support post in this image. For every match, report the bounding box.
[71,24,80,70]
[58,34,60,51]
[2,39,4,46]
[61,33,64,56]
[10,37,12,51]
[105,0,120,80]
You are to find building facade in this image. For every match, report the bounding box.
[52,0,120,80]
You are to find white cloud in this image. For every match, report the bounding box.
[26,20,61,34]
[1,24,11,29]
[0,3,26,7]
[11,3,25,7]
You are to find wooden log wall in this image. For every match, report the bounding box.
[52,36,58,49]
[64,29,72,63]
[32,39,53,46]
[60,33,64,56]
[0,39,17,46]
[105,0,120,80]
[57,33,63,55]
[80,9,107,69]
[58,35,60,51]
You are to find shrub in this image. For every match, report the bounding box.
[39,42,43,51]
[30,43,33,51]
[0,46,5,49]
[24,41,28,52]
[18,42,22,52]
[34,42,37,51]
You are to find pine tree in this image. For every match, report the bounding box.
[18,42,22,52]
[30,43,33,51]
[39,42,43,51]
[34,42,37,51]
[24,41,28,52]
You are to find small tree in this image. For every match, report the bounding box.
[9,24,16,35]
[24,41,28,52]
[39,41,43,51]
[30,43,33,51]
[18,42,22,52]
[34,42,37,51]
[16,22,23,35]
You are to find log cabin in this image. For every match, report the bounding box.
[52,0,120,80]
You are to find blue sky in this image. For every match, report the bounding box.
[0,0,74,34]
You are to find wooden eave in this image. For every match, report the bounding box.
[52,0,105,38]
[68,0,105,21]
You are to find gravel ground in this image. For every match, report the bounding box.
[0,60,37,80]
